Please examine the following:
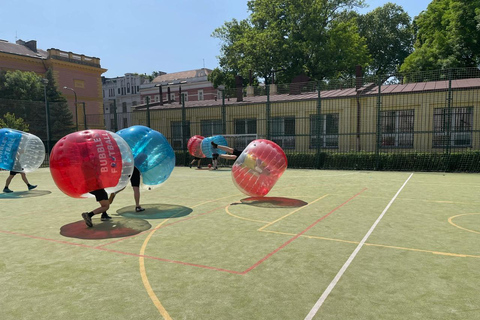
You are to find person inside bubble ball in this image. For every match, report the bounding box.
[210,141,243,170]
[81,189,112,228]
[3,171,37,193]
[108,166,145,212]
[189,156,202,169]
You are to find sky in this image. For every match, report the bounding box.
[0,0,432,78]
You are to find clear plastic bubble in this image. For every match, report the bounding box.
[116,125,175,189]
[0,128,45,172]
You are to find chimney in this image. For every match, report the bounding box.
[167,87,171,103]
[235,75,243,102]
[17,40,37,52]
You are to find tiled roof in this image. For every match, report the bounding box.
[133,77,480,111]
[151,68,212,83]
[0,40,48,59]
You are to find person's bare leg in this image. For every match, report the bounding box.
[20,173,30,185]
[217,145,234,154]
[133,186,141,208]
[4,175,14,188]
[92,200,110,215]
[219,154,237,160]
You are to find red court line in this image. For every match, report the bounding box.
[96,205,224,248]
[0,189,366,275]
[241,188,367,274]
[0,228,242,274]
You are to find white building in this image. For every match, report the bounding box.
[102,73,151,130]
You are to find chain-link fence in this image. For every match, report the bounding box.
[2,68,480,172]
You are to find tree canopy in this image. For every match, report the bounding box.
[356,2,413,77]
[400,0,480,73]
[212,0,371,86]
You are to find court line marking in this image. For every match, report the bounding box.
[242,190,366,274]
[448,213,480,235]
[305,172,413,320]
[258,195,330,232]
[138,193,243,320]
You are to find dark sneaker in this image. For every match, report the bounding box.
[135,207,145,212]
[82,212,93,227]
[211,141,218,148]
[3,187,13,193]
[28,184,37,190]
[101,213,112,221]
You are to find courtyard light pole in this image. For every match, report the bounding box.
[63,86,78,131]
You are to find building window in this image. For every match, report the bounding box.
[310,114,339,149]
[201,119,223,137]
[234,118,257,149]
[271,117,295,149]
[181,92,188,102]
[170,93,175,102]
[380,110,414,148]
[171,121,190,150]
[433,107,472,148]
[122,102,127,113]
[118,88,120,94]
[132,101,137,106]
[198,90,204,101]
[123,117,128,129]
[127,83,130,94]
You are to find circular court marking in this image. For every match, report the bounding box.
[116,204,192,219]
[60,217,151,240]
[240,197,308,208]
[448,213,480,235]
[0,190,51,199]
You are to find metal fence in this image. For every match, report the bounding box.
[2,68,480,172]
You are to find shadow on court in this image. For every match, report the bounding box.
[60,217,152,240]
[239,197,308,208]
[0,190,51,199]
[116,203,193,219]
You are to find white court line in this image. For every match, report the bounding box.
[305,172,414,320]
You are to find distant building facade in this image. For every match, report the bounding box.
[0,39,107,129]
[102,73,149,130]
[140,68,219,105]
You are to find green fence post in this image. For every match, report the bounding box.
[445,69,453,171]
[181,94,188,166]
[222,90,226,134]
[82,102,87,129]
[375,77,382,170]
[316,81,322,169]
[266,84,271,140]
[146,97,151,128]
[112,99,118,132]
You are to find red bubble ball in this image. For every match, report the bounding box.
[187,135,205,158]
[231,139,287,197]
[50,130,134,198]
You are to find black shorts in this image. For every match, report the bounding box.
[10,171,18,176]
[130,167,140,187]
[89,189,108,202]
[233,149,242,158]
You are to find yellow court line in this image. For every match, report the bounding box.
[138,193,241,319]
[262,229,480,259]
[225,202,270,223]
[258,194,329,232]
[139,219,172,320]
[448,213,480,235]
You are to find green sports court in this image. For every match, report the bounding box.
[2,167,480,319]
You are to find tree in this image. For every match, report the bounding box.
[43,69,74,141]
[0,69,74,144]
[0,112,29,131]
[212,0,371,84]
[356,3,414,77]
[400,0,480,74]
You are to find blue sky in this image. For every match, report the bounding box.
[1,0,431,78]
